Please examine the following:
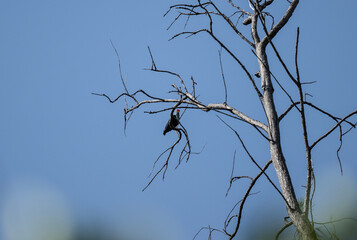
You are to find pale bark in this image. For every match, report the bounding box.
[256,37,317,240]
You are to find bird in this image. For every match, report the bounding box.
[163,109,180,135]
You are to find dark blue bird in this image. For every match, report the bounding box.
[163,109,180,135]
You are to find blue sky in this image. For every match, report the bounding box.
[1,1,356,239]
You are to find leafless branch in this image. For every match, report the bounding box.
[209,1,255,47]
[224,191,261,236]
[263,12,275,30]
[226,175,254,197]
[310,111,357,150]
[168,2,264,102]
[93,46,272,193]
[165,2,211,18]
[279,101,356,127]
[314,217,357,225]
[301,81,317,85]
[211,36,263,102]
[253,3,298,85]
[145,47,189,93]
[147,46,157,70]
[275,222,293,240]
[259,0,275,10]
[226,150,237,196]
[169,29,208,41]
[217,116,289,207]
[261,0,300,47]
[227,0,251,15]
[218,48,228,104]
[294,27,301,83]
[93,90,268,134]
[278,103,295,122]
[142,123,192,191]
[343,121,357,135]
[110,41,131,133]
[166,12,183,31]
[144,106,201,114]
[143,129,182,191]
[278,98,356,179]
[336,125,344,175]
[201,103,269,132]
[293,27,313,216]
[110,40,129,94]
[175,123,193,167]
[226,161,272,239]
[193,225,226,240]
[214,109,270,141]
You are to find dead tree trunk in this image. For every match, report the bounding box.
[257,38,317,240]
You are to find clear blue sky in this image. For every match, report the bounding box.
[1,1,356,239]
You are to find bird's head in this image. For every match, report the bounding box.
[175,109,180,118]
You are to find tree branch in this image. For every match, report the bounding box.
[261,0,300,47]
[279,101,356,127]
[227,160,273,239]
[168,5,264,102]
[310,111,357,150]
[209,1,255,48]
[217,116,289,207]
[275,222,293,240]
[218,48,228,104]
[293,27,313,215]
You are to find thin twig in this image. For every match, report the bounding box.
[110,40,129,94]
[218,48,228,104]
[275,222,293,240]
[227,162,272,239]
[310,111,357,150]
[226,150,236,196]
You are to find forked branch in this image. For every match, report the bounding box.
[143,125,191,191]
[93,45,269,191]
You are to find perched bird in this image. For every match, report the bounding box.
[163,109,180,135]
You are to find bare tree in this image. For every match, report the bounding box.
[93,1,357,239]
